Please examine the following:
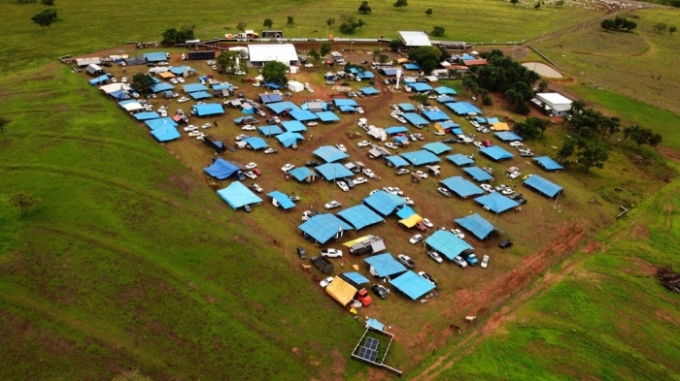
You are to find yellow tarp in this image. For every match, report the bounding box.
[434,122,446,133]
[158,72,176,79]
[343,235,372,248]
[399,214,423,228]
[492,122,510,131]
[397,58,409,64]
[326,277,357,306]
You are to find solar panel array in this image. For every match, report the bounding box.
[356,337,380,362]
[366,337,379,350]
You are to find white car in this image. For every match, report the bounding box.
[305,63,314,68]
[319,276,334,288]
[473,141,484,149]
[451,229,465,239]
[438,187,452,198]
[281,163,295,172]
[301,210,314,222]
[356,107,364,114]
[201,123,212,129]
[169,78,178,84]
[195,134,206,140]
[453,256,468,268]
[264,148,277,154]
[384,142,398,150]
[241,125,257,131]
[368,189,380,196]
[307,121,318,126]
[509,171,521,180]
[480,184,494,192]
[414,171,428,179]
[428,251,443,264]
[409,234,423,244]
[402,196,414,205]
[383,186,403,196]
[434,130,445,136]
[245,162,257,170]
[421,218,434,228]
[357,140,370,148]
[235,134,249,141]
[495,184,508,192]
[250,183,264,193]
[510,141,523,147]
[353,177,367,185]
[183,125,198,132]
[273,116,281,124]
[336,143,347,152]
[362,168,376,178]
[244,171,257,179]
[321,248,343,258]
[324,200,342,209]
[177,97,190,103]
[176,77,185,83]
[337,181,350,192]
[187,131,203,137]
[501,188,515,195]
[481,255,489,269]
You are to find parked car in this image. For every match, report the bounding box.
[443,138,456,144]
[245,162,258,170]
[249,183,263,193]
[235,134,249,141]
[241,124,257,131]
[244,171,257,179]
[473,141,484,149]
[264,148,278,154]
[434,130,445,136]
[183,125,198,132]
[362,168,376,178]
[336,143,347,152]
[301,210,317,222]
[415,222,428,232]
[383,186,403,195]
[409,234,423,244]
[243,204,252,213]
[501,188,515,195]
[510,141,523,147]
[397,254,415,269]
[297,247,308,259]
[499,239,514,249]
[508,193,527,205]
[428,250,443,264]
[438,188,452,198]
[304,63,314,68]
[482,139,493,147]
[465,252,479,266]
[371,284,389,299]
[402,196,414,205]
[480,183,494,192]
[414,171,428,179]
[321,248,343,258]
[357,140,370,148]
[337,180,350,192]
[289,195,301,202]
[319,276,334,288]
[418,271,437,287]
[324,200,342,209]
[281,163,295,172]
[451,228,465,239]
[421,218,434,228]
[353,177,367,185]
[481,255,489,269]
[395,168,410,176]
[495,184,508,192]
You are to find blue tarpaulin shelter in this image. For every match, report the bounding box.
[183,83,209,93]
[145,52,167,62]
[385,126,409,135]
[384,155,410,167]
[437,121,460,131]
[446,154,475,166]
[438,96,457,104]
[337,205,385,230]
[299,214,354,244]
[204,158,239,180]
[281,120,307,133]
[217,181,263,210]
[267,191,296,210]
[400,150,441,165]
[343,272,370,286]
[316,163,354,180]
[495,131,523,141]
[463,167,493,182]
[434,86,457,95]
[290,109,319,121]
[89,75,110,86]
[402,113,429,126]
[212,83,232,92]
[524,175,563,198]
[398,103,416,112]
[364,254,407,278]
[363,191,406,216]
[422,142,453,155]
[288,166,316,182]
[360,87,379,95]
[276,132,305,148]
[394,136,408,145]
[260,93,282,104]
[150,126,181,142]
[446,102,481,115]
[145,118,177,130]
[409,83,432,92]
[396,206,416,219]
[403,63,420,70]
[316,111,340,122]
[480,146,514,161]
[391,271,436,300]
[267,101,301,114]
[169,66,195,75]
[422,110,450,122]
[241,104,255,115]
[358,71,374,79]
[264,82,281,89]
[533,157,564,171]
[366,318,385,331]
[455,213,495,240]
[476,117,487,124]
[440,176,484,198]
[189,91,212,100]
[258,125,284,136]
[313,146,349,163]
[338,106,356,113]
[302,101,327,111]
[118,100,137,108]
[333,99,359,107]
[425,230,473,260]
[192,103,225,117]
[382,68,399,76]
[109,90,129,100]
[452,128,464,135]
[244,137,268,150]
[475,192,519,214]
[486,117,500,124]
[151,83,174,93]
[134,111,160,121]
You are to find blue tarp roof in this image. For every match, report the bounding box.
[422,110,450,122]
[299,214,354,244]
[495,131,523,141]
[89,75,110,86]
[334,99,359,107]
[400,150,441,165]
[480,146,515,161]
[533,157,564,171]
[290,109,319,121]
[316,111,340,122]
[382,68,399,76]
[463,167,493,182]
[267,101,301,114]
[109,90,129,100]
[487,117,500,124]
[288,166,316,182]
[264,82,281,89]
[316,163,354,180]
[394,136,408,144]
[402,112,429,126]
[276,131,304,148]
[446,154,475,166]
[398,103,416,112]
[455,213,495,240]
[150,126,181,142]
[366,318,385,331]
[145,118,177,130]
[212,83,232,91]
[259,93,282,104]
[267,191,296,210]
[364,253,407,278]
[337,205,385,230]
[151,83,174,93]
[360,87,379,95]
[145,52,167,62]
[217,181,263,210]
[168,66,195,75]
[435,86,457,95]
[438,96,457,103]
[524,175,564,198]
[358,71,374,79]
[476,117,487,124]
[422,142,453,155]
[403,63,420,70]
[391,271,436,300]
[244,136,269,150]
[241,104,255,114]
[475,192,520,214]
[189,91,212,100]
[396,206,416,219]
[192,103,225,117]
[204,158,239,180]
[461,53,475,60]
[313,146,349,163]
[118,100,137,108]
[302,101,328,111]
[425,230,473,260]
[446,101,482,115]
[385,155,410,167]
[410,83,432,92]
[385,126,409,135]
[437,121,460,130]
[440,176,484,198]
[258,125,284,136]
[183,83,209,93]
[338,106,356,113]
[343,272,370,286]
[281,120,307,133]
[134,111,160,121]
[363,191,406,216]
[452,128,464,135]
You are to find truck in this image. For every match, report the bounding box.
[310,256,334,274]
[356,288,373,306]
[202,135,226,153]
[187,51,216,61]
[349,236,386,256]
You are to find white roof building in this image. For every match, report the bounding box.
[534,93,573,116]
[248,44,298,66]
[398,31,432,47]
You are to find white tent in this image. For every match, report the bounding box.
[288,80,304,93]
[99,83,132,94]
[122,102,145,112]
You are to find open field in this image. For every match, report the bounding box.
[1,0,606,72]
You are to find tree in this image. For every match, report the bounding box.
[425,8,433,16]
[0,117,8,134]
[309,47,320,61]
[287,16,294,26]
[407,46,443,72]
[534,1,541,10]
[358,1,372,14]
[339,22,356,34]
[31,9,56,29]
[413,93,428,106]
[571,100,586,114]
[9,191,42,216]
[379,54,389,64]
[510,0,519,5]
[537,80,548,93]
[670,26,677,37]
[389,40,402,52]
[161,27,194,45]
[262,60,288,85]
[372,49,381,62]
[320,41,332,57]
[431,26,445,37]
[236,22,247,32]
[557,138,576,163]
[326,18,336,27]
[653,23,668,34]
[41,0,54,6]
[578,143,609,172]
[482,92,493,106]
[263,18,273,30]
[217,50,239,73]
[132,73,155,94]
[393,0,408,9]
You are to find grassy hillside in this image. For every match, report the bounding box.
[0,64,365,380]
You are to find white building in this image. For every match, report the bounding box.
[532,93,573,116]
[397,31,431,47]
[248,44,298,66]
